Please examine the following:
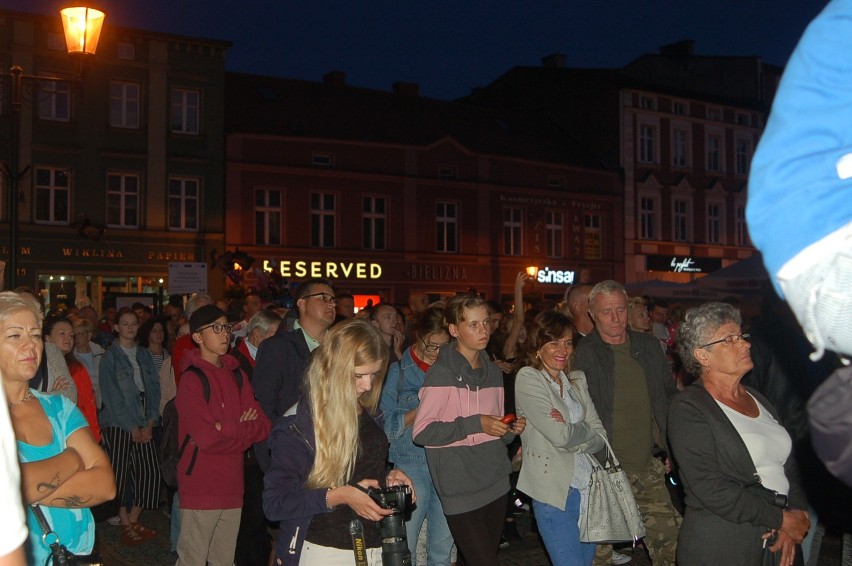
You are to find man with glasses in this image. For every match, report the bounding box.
[253,277,337,471]
[574,280,681,566]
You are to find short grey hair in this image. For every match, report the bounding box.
[185,293,213,318]
[588,280,628,309]
[677,302,742,377]
[246,309,282,339]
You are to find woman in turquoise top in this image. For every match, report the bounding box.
[1,291,115,564]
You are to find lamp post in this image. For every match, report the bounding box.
[4,7,105,290]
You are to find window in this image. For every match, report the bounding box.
[106,173,139,228]
[255,189,282,246]
[117,42,135,60]
[735,204,749,246]
[545,210,564,258]
[312,153,334,167]
[170,88,200,134]
[35,167,70,224]
[436,201,458,253]
[673,198,690,242]
[707,106,723,121]
[110,81,140,129]
[310,192,336,247]
[706,134,722,171]
[639,124,657,163]
[640,196,657,240]
[639,95,656,110]
[168,177,199,231]
[438,165,458,179]
[503,207,522,256]
[672,128,689,167]
[672,100,689,115]
[584,213,602,259]
[38,78,70,122]
[362,196,386,250]
[735,137,752,176]
[707,202,723,244]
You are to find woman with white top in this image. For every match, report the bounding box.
[669,302,809,566]
[515,310,606,566]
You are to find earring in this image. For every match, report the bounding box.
[536,351,540,359]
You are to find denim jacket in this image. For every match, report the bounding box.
[98,343,160,432]
[380,348,427,465]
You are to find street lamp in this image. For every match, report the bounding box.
[3,7,105,290]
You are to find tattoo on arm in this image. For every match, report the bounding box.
[37,473,61,494]
[50,495,92,508]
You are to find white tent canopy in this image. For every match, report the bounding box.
[696,253,769,292]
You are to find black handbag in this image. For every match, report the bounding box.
[31,504,102,566]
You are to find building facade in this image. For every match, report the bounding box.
[225,72,623,304]
[465,42,783,283]
[0,9,229,310]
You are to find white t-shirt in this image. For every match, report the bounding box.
[717,393,791,495]
[0,387,29,556]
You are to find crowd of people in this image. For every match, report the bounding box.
[2,270,840,566]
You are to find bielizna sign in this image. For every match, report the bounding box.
[536,267,576,284]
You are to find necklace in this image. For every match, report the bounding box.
[8,389,33,407]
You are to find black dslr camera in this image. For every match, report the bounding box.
[366,485,413,566]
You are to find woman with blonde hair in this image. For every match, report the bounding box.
[263,319,415,565]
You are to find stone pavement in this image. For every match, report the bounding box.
[95,505,848,565]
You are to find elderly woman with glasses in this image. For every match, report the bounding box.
[668,302,810,566]
[380,306,454,565]
[514,310,605,566]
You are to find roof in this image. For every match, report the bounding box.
[224,71,610,170]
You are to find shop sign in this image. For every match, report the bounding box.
[406,264,468,281]
[263,260,382,280]
[536,267,576,285]
[646,255,722,273]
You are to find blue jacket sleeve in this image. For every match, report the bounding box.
[262,422,328,522]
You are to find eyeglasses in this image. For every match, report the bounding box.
[698,333,750,349]
[543,339,573,351]
[302,292,339,306]
[420,337,447,353]
[196,322,233,335]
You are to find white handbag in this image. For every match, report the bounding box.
[578,433,646,544]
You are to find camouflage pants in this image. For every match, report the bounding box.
[592,458,682,566]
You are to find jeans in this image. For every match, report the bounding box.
[402,463,453,566]
[533,488,596,566]
[171,493,181,552]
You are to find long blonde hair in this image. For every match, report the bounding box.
[305,319,388,489]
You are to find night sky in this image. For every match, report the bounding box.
[3,0,830,100]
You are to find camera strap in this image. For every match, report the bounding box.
[348,518,368,566]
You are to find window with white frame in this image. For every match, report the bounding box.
[706,201,723,244]
[106,172,139,228]
[735,204,749,246]
[110,81,140,129]
[255,188,282,246]
[310,192,336,247]
[639,95,656,110]
[672,128,689,167]
[503,207,522,256]
[672,198,691,242]
[706,133,723,171]
[584,213,602,259]
[735,137,752,176]
[38,78,70,122]
[638,124,657,163]
[545,210,564,258]
[639,195,657,240]
[170,88,200,134]
[168,177,199,231]
[362,195,386,250]
[35,167,70,224]
[672,100,689,115]
[436,201,458,253]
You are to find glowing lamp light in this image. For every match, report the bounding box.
[525,265,539,278]
[61,7,106,55]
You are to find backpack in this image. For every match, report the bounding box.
[158,366,243,488]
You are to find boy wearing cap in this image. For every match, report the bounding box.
[175,305,272,566]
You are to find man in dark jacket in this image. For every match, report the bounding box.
[252,278,336,471]
[574,280,681,566]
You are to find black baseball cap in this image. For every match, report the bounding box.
[189,304,240,334]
